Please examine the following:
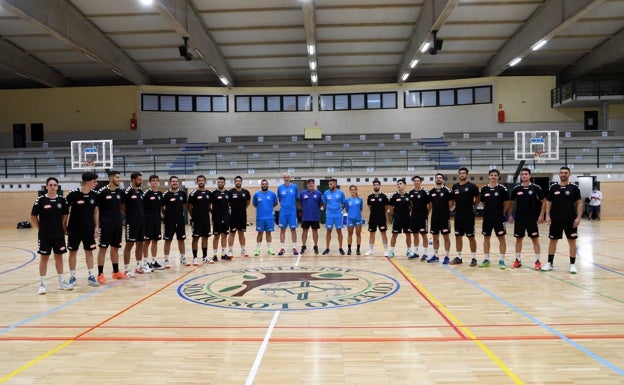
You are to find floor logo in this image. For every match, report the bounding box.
[177,266,400,311]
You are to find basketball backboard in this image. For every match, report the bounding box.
[514,131,559,161]
[70,140,114,170]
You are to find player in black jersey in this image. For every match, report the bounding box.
[66,172,99,287]
[478,169,511,269]
[227,176,251,258]
[509,168,545,270]
[162,176,187,267]
[387,179,412,258]
[96,171,126,283]
[427,173,454,264]
[122,172,150,277]
[543,166,582,273]
[449,167,480,267]
[143,175,164,270]
[364,179,390,256]
[211,176,231,260]
[408,176,430,261]
[188,175,212,265]
[31,177,71,294]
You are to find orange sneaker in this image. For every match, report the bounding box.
[97,273,107,285]
[511,259,522,269]
[111,271,126,280]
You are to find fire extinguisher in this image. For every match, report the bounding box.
[497,109,505,123]
[130,113,137,130]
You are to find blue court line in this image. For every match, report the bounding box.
[0,246,36,275]
[0,285,112,335]
[592,262,624,276]
[444,266,624,377]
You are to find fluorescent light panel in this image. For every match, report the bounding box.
[420,42,430,53]
[531,39,548,51]
[219,76,229,86]
[307,44,315,55]
[409,59,418,68]
[509,57,522,67]
[401,72,409,81]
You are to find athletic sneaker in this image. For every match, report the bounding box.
[68,276,77,289]
[541,262,553,271]
[207,257,215,265]
[383,251,389,257]
[569,264,577,274]
[511,259,522,269]
[59,280,73,290]
[322,249,330,255]
[301,246,307,254]
[534,260,542,270]
[142,264,153,273]
[212,256,219,263]
[470,258,478,267]
[364,250,374,256]
[449,257,463,265]
[135,267,145,274]
[386,250,395,258]
[125,270,136,278]
[498,260,506,269]
[407,250,415,259]
[420,254,428,261]
[267,249,276,256]
[163,260,171,269]
[38,283,47,295]
[222,255,232,261]
[97,273,107,285]
[278,248,286,256]
[182,257,191,267]
[442,256,450,265]
[478,260,491,268]
[192,258,200,266]
[292,248,299,256]
[347,249,352,255]
[427,255,439,263]
[87,275,99,287]
[254,249,261,257]
[356,249,361,255]
[243,252,249,258]
[313,246,319,254]
[339,248,345,255]
[111,271,126,280]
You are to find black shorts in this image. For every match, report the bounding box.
[430,217,451,234]
[301,221,320,230]
[548,221,578,240]
[67,229,97,251]
[38,237,67,255]
[454,214,475,237]
[144,216,162,241]
[229,215,247,232]
[482,220,506,237]
[368,216,387,232]
[213,216,230,235]
[410,216,428,234]
[164,218,186,241]
[513,220,539,238]
[191,218,211,238]
[99,223,122,248]
[125,220,145,242]
[392,216,411,234]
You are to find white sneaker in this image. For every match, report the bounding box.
[541,262,553,271]
[141,265,153,274]
[126,270,137,278]
[383,251,389,257]
[364,250,373,256]
[192,258,199,266]
[59,280,73,290]
[38,283,47,295]
[569,264,577,274]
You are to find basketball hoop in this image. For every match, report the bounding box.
[534,151,546,164]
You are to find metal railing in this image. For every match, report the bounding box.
[551,79,624,107]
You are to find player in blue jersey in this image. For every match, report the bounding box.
[277,172,299,255]
[345,185,364,255]
[253,179,278,256]
[299,178,323,254]
[322,178,347,255]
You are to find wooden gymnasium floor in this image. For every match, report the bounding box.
[1,219,623,385]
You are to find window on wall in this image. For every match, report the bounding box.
[404,85,492,108]
[235,95,313,112]
[141,94,229,112]
[319,92,397,111]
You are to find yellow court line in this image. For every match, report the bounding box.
[391,259,525,385]
[0,340,74,383]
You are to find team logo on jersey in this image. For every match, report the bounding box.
[116,194,121,199]
[178,266,399,311]
[57,203,63,209]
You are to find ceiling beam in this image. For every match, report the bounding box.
[0,38,66,87]
[562,27,624,81]
[482,0,606,77]
[0,0,151,85]
[396,0,461,83]
[155,0,233,86]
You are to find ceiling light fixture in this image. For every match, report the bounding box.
[307,44,315,55]
[409,59,418,68]
[420,42,431,53]
[311,73,318,83]
[401,72,409,81]
[219,76,229,86]
[310,60,316,70]
[509,57,522,67]
[139,0,154,5]
[531,39,548,51]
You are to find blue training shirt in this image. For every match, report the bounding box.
[323,189,346,218]
[346,196,363,220]
[253,190,278,220]
[277,183,299,215]
[299,189,323,221]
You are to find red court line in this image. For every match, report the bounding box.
[2,334,623,343]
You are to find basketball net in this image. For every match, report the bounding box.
[534,151,546,164]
